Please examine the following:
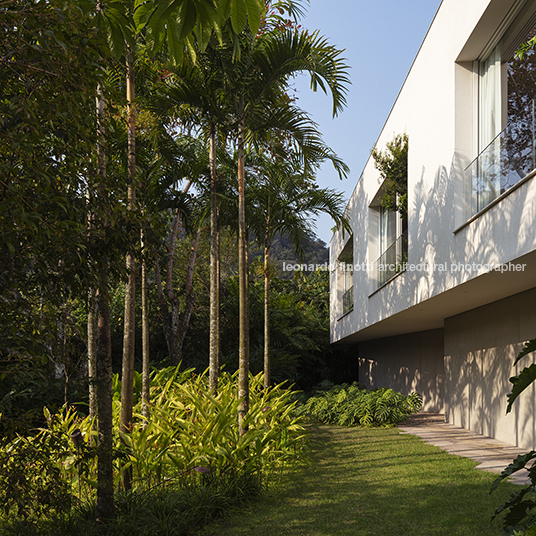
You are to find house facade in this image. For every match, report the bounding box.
[330,0,536,449]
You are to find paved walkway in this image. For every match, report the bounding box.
[398,413,533,485]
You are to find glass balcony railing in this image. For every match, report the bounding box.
[465,100,536,218]
[373,229,408,289]
[342,285,353,315]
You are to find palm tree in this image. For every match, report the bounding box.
[220,21,350,432]
[120,42,137,491]
[133,127,199,407]
[247,149,348,387]
[88,0,267,518]
[149,1,349,430]
[150,46,237,391]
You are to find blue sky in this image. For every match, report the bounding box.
[291,0,443,244]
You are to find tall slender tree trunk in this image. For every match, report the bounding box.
[237,100,249,435]
[154,181,199,365]
[95,81,115,521]
[216,208,221,375]
[141,226,150,424]
[263,225,271,389]
[87,174,98,443]
[175,227,202,360]
[88,288,98,423]
[245,229,250,368]
[120,44,136,491]
[209,123,220,393]
[96,270,114,521]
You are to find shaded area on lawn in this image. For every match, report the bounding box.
[198,425,522,536]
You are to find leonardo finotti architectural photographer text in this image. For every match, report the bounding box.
[282,261,527,273]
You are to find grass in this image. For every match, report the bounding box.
[197,424,522,536]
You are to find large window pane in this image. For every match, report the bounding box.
[465,23,536,219]
[506,26,536,185]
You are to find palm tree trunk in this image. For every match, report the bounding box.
[88,287,98,428]
[120,44,136,491]
[216,208,221,374]
[263,227,271,388]
[94,80,115,521]
[209,123,219,393]
[237,100,249,435]
[175,227,202,361]
[141,227,150,425]
[245,229,250,369]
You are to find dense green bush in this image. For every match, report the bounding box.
[295,383,422,426]
[113,368,307,489]
[0,367,307,534]
[0,435,75,522]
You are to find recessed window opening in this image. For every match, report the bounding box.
[375,205,407,288]
[370,134,409,290]
[338,237,354,316]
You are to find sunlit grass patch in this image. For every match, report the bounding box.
[199,425,523,536]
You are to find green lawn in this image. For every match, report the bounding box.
[198,425,520,536]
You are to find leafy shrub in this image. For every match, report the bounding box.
[296,383,422,426]
[0,404,95,524]
[491,337,536,535]
[0,436,74,521]
[0,367,307,533]
[490,451,536,535]
[113,368,307,489]
[0,471,262,536]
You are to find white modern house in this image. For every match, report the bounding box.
[330,0,536,449]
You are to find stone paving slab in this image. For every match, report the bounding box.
[398,413,533,485]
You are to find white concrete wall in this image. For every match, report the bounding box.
[358,329,445,413]
[445,287,536,450]
[331,0,536,344]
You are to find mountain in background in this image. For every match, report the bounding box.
[250,233,329,278]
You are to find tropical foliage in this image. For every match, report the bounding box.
[1,0,351,524]
[0,0,108,359]
[296,382,423,427]
[491,337,536,536]
[0,367,307,532]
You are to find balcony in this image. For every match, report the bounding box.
[373,229,408,289]
[465,100,536,218]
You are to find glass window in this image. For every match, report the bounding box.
[379,206,397,257]
[466,19,536,219]
[338,237,353,316]
[480,44,502,150]
[506,25,536,185]
[375,206,407,288]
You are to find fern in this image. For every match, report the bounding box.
[296,383,422,427]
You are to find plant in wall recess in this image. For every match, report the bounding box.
[371,133,409,220]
